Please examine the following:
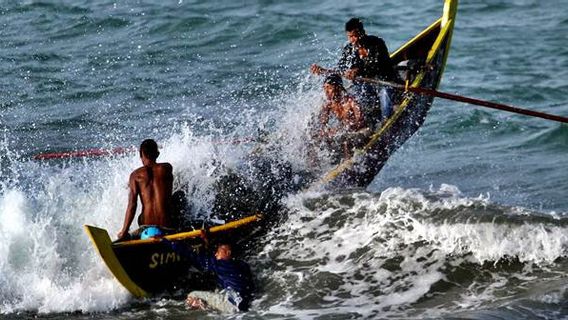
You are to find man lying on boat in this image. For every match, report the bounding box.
[310,17,398,129]
[164,238,255,313]
[312,74,368,160]
[117,139,176,240]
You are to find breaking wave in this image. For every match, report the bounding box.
[253,186,568,318]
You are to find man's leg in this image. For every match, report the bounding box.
[186,290,239,313]
[186,295,207,310]
[379,86,394,120]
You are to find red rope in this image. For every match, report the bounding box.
[33,147,135,160]
[33,137,257,160]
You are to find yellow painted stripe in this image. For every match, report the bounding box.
[84,225,149,298]
[443,0,459,29]
[391,18,442,60]
[437,0,459,86]
[426,19,452,64]
[208,214,262,233]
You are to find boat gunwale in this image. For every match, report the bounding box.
[84,214,261,297]
[391,18,442,61]
[112,214,262,248]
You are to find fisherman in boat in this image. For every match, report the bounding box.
[310,18,397,128]
[117,139,176,240]
[310,18,366,78]
[165,238,254,313]
[313,74,367,159]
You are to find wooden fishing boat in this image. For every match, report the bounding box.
[316,0,458,188]
[84,214,261,298]
[85,0,457,299]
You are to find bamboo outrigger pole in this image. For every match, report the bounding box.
[359,77,568,124]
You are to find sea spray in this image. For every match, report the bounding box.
[0,125,253,314]
[0,74,322,314]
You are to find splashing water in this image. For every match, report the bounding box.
[0,78,323,314]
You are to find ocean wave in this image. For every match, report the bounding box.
[521,124,568,151]
[253,186,568,318]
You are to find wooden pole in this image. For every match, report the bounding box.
[359,77,568,124]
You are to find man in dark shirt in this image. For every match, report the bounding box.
[311,18,366,76]
[167,239,254,313]
[353,35,397,82]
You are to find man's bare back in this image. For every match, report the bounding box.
[131,163,173,226]
[117,139,174,240]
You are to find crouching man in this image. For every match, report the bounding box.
[165,238,254,313]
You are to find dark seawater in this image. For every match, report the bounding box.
[1,0,567,319]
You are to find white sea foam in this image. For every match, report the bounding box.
[0,154,131,313]
[257,185,568,318]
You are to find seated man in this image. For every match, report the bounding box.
[310,18,367,77]
[166,239,254,313]
[315,74,367,159]
[117,139,175,240]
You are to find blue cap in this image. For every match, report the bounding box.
[140,226,164,240]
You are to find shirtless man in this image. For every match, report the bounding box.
[117,139,174,240]
[319,74,365,137]
[317,74,366,159]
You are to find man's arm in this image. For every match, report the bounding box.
[163,238,210,271]
[340,43,365,80]
[310,64,338,76]
[319,103,331,126]
[319,103,334,137]
[117,172,138,239]
[311,43,355,76]
[343,67,360,80]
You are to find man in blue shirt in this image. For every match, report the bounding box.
[166,239,254,313]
